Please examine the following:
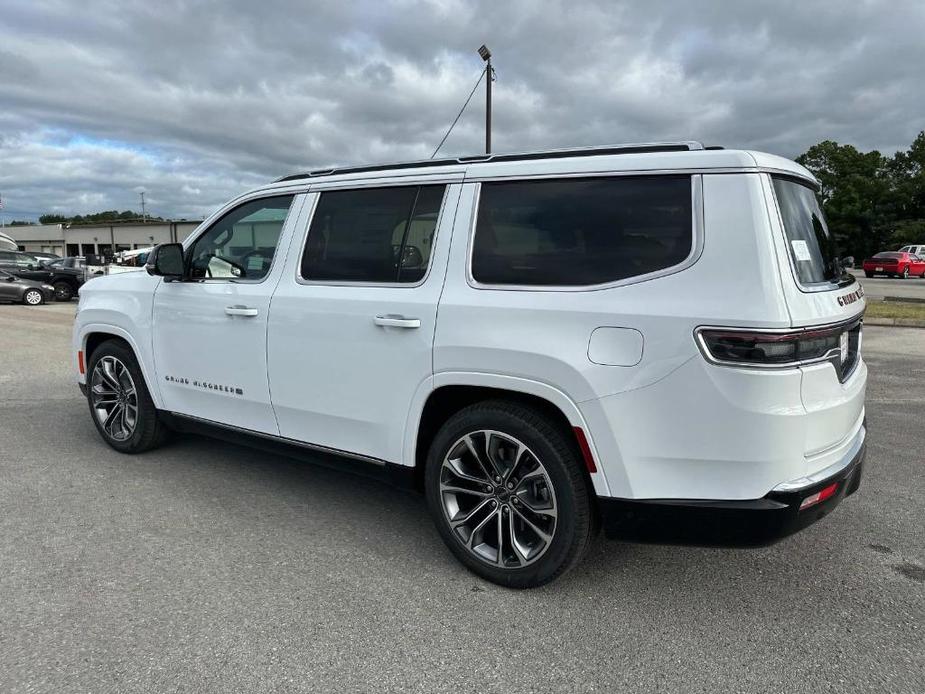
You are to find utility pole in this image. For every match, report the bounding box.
[478,45,493,154]
[140,191,147,223]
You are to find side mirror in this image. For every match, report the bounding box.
[145,243,185,281]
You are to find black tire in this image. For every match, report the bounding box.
[22,289,44,306]
[864,271,873,278]
[53,281,74,301]
[425,400,594,588]
[85,339,170,454]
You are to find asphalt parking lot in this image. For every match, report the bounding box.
[1,302,923,693]
[851,270,925,301]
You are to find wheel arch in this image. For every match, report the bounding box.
[79,325,163,409]
[407,373,610,496]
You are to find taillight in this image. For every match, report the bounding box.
[697,325,845,367]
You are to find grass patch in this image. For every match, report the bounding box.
[865,301,925,320]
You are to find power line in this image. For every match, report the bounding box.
[431,67,488,159]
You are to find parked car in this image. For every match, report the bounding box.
[861,251,925,278]
[73,142,867,587]
[29,251,62,263]
[0,269,54,305]
[898,244,925,256]
[0,250,85,300]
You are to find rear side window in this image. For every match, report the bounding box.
[773,177,849,287]
[302,185,446,283]
[471,176,693,286]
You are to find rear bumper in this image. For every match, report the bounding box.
[597,439,865,547]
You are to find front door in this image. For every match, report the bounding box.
[268,182,461,463]
[152,193,302,434]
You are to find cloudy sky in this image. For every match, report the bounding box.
[1,0,923,221]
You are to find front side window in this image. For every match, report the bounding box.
[188,195,294,281]
[301,185,446,283]
[471,176,693,286]
[13,253,38,268]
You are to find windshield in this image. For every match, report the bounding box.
[773,176,849,287]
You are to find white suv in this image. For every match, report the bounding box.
[74,142,867,587]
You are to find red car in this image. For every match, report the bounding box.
[862,252,925,278]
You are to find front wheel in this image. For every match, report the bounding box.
[86,339,169,453]
[425,401,594,588]
[22,289,44,305]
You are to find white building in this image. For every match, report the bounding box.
[5,221,202,258]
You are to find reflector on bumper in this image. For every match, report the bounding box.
[799,482,839,510]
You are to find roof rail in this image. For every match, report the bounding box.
[274,141,706,183]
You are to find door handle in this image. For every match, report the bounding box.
[374,314,421,329]
[225,305,259,317]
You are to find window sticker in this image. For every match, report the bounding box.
[791,239,812,262]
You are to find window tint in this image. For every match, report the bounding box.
[301,185,445,283]
[471,176,693,286]
[773,177,849,286]
[188,195,294,280]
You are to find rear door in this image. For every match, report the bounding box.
[267,180,462,464]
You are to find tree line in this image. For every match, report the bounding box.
[796,131,925,260]
[39,210,165,225]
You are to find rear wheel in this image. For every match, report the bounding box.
[86,340,169,453]
[53,281,74,301]
[425,400,594,588]
[864,271,873,278]
[22,289,44,306]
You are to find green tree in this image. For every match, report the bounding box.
[796,139,908,259]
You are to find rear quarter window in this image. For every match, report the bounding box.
[773,177,849,287]
[471,175,694,287]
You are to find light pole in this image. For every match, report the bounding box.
[478,44,493,154]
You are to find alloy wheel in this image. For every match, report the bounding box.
[90,356,138,441]
[24,290,43,305]
[439,430,558,568]
[54,283,73,301]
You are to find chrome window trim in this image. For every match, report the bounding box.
[464,173,704,293]
[693,314,864,371]
[294,184,450,289]
[181,191,301,286]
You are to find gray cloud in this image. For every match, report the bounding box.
[0,0,923,220]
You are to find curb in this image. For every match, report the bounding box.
[864,317,925,328]
[883,295,925,304]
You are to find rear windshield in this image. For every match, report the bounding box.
[772,177,849,287]
[874,252,902,259]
